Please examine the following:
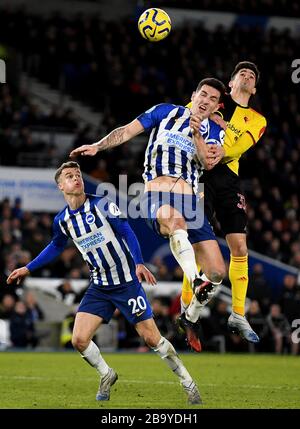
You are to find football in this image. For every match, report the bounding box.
[138,8,171,42]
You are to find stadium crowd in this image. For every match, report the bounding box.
[0,191,299,354]
[0,5,300,353]
[1,7,299,267]
[145,0,300,17]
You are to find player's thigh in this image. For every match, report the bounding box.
[73,312,103,342]
[193,240,226,280]
[135,318,161,347]
[157,204,186,235]
[214,171,248,236]
[111,282,153,326]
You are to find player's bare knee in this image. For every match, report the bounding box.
[139,327,160,348]
[208,270,224,284]
[157,205,186,236]
[171,218,186,234]
[231,241,247,257]
[144,333,160,348]
[72,334,89,352]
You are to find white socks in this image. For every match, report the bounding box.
[169,229,199,283]
[80,341,109,376]
[153,337,193,386]
[186,295,204,323]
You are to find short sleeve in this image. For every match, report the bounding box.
[248,114,267,144]
[205,120,225,146]
[136,103,173,132]
[96,196,126,220]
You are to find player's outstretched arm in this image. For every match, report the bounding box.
[7,237,68,286]
[7,266,30,285]
[69,119,145,158]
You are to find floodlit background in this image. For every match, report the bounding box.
[0,0,300,409]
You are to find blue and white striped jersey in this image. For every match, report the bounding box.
[52,194,138,286]
[137,103,224,193]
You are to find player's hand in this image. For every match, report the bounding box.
[136,264,157,286]
[207,145,225,168]
[69,144,98,158]
[6,266,30,285]
[210,113,227,130]
[189,113,204,135]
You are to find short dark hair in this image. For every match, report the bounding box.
[55,161,81,183]
[196,78,226,102]
[231,61,260,85]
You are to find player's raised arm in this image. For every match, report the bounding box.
[69,119,145,158]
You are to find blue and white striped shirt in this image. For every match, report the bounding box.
[137,103,224,193]
[27,194,143,287]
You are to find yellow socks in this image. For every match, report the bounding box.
[181,273,194,309]
[229,255,248,316]
[181,256,249,318]
[181,264,202,312]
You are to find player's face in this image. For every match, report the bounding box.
[191,85,221,118]
[58,168,84,195]
[230,68,256,95]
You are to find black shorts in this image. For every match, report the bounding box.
[202,164,248,236]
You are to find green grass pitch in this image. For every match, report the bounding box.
[0,351,299,409]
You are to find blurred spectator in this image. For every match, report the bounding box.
[204,300,247,353]
[279,275,300,327]
[152,297,175,342]
[0,294,17,319]
[247,264,272,314]
[246,300,269,352]
[23,290,44,322]
[150,0,300,17]
[56,280,79,306]
[9,300,38,348]
[1,5,300,354]
[266,304,291,354]
[12,197,23,220]
[60,308,76,349]
[171,265,184,282]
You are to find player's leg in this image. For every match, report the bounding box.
[185,239,225,321]
[177,239,225,352]
[226,232,248,316]
[74,288,118,400]
[72,312,107,368]
[181,272,194,313]
[157,203,200,285]
[135,317,201,405]
[216,172,259,343]
[141,191,201,286]
[225,232,259,343]
[113,280,201,404]
[179,175,218,312]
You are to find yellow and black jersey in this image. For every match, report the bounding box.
[220,94,267,175]
[187,95,267,175]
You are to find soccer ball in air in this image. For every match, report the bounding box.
[138,8,171,42]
